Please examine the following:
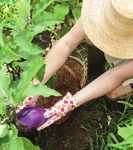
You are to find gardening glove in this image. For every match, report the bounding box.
[16,92,78,130]
[16,96,37,113]
[37,92,78,130]
[16,78,40,113]
[16,96,44,130]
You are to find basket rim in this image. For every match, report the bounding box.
[56,55,88,88]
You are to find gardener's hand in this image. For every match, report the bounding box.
[16,92,78,130]
[16,96,37,113]
[16,78,40,113]
[37,92,78,130]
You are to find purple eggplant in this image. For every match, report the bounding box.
[16,107,47,130]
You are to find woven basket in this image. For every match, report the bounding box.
[37,56,87,124]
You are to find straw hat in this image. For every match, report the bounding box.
[82,0,133,59]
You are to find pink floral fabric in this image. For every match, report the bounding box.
[37,92,78,130]
[16,87,78,130]
[16,96,36,113]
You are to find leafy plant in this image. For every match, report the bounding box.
[108,119,133,150]
[107,100,133,150]
[0,0,69,149]
[53,0,82,39]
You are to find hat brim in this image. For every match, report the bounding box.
[82,0,133,59]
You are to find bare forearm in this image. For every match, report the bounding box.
[43,40,71,83]
[42,18,86,83]
[74,60,133,106]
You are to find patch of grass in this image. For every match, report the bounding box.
[82,96,133,150]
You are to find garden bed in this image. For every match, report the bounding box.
[1,1,133,149]
[19,33,123,149]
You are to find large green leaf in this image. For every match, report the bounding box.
[0,125,39,150]
[31,11,63,37]
[21,137,40,150]
[0,66,11,103]
[8,138,25,150]
[0,23,4,47]
[14,0,31,31]
[108,120,133,149]
[15,56,44,104]
[0,124,8,138]
[14,34,33,54]
[31,4,69,36]
[0,46,21,64]
[32,0,56,18]
[0,125,25,150]
[12,15,26,32]
[31,19,60,37]
[53,4,69,20]
[14,33,44,58]
[35,64,45,82]
[118,126,133,140]
[24,84,61,98]
[0,99,6,115]
[33,11,58,24]
[15,0,31,19]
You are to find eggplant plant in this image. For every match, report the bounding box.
[0,0,69,149]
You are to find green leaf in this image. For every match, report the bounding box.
[2,137,25,150]
[31,19,60,36]
[14,0,31,31]
[8,138,25,150]
[14,33,44,58]
[0,124,8,138]
[0,125,25,150]
[0,125,40,150]
[32,0,56,18]
[21,137,40,150]
[14,34,33,54]
[33,11,57,24]
[24,84,61,98]
[108,120,133,149]
[15,56,44,104]
[31,10,63,36]
[53,4,69,20]
[0,65,11,102]
[32,4,69,34]
[72,6,81,20]
[0,99,6,115]
[0,134,9,145]
[8,124,18,139]
[35,64,45,81]
[0,46,21,64]
[15,0,31,19]
[0,23,4,47]
[13,15,27,32]
[118,126,133,140]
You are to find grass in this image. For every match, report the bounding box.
[81,96,133,150]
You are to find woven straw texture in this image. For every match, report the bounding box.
[82,0,133,59]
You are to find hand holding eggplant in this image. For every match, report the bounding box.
[16,92,78,130]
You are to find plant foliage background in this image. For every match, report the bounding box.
[0,0,133,150]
